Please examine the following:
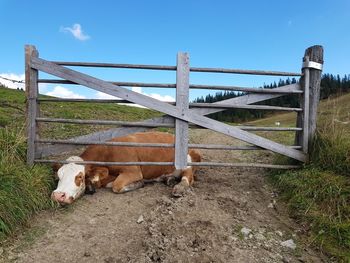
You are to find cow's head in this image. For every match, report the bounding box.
[51,156,86,205]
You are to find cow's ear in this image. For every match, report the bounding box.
[86,167,109,179]
[74,172,85,187]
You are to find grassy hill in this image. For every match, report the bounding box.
[0,86,162,138]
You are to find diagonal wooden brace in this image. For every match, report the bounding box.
[31,57,306,162]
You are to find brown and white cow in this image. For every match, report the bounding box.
[51,132,201,204]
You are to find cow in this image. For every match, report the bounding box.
[51,132,201,205]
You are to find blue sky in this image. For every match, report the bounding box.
[0,0,349,102]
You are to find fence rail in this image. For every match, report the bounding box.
[38,79,303,94]
[49,60,302,76]
[35,139,302,150]
[25,45,324,169]
[35,117,302,131]
[33,159,301,169]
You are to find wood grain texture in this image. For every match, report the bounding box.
[25,45,39,165]
[175,53,190,169]
[34,159,300,169]
[295,45,323,156]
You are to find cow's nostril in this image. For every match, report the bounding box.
[52,191,67,202]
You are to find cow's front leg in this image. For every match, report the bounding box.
[172,168,194,197]
[112,167,144,194]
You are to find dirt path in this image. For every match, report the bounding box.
[1,130,329,263]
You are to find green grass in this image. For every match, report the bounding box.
[255,93,350,260]
[0,86,162,139]
[0,127,56,240]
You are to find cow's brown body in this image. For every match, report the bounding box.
[81,132,201,195]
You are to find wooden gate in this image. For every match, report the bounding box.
[25,45,323,169]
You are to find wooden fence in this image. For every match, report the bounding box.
[25,45,324,169]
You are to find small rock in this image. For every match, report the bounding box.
[268,203,274,208]
[241,227,252,238]
[258,227,266,234]
[255,233,265,241]
[280,239,296,250]
[83,251,91,257]
[275,230,283,237]
[137,215,144,224]
[229,236,238,242]
[282,256,292,263]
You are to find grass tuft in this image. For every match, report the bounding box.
[311,117,350,176]
[270,108,350,260]
[0,127,56,240]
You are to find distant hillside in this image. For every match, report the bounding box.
[0,86,162,138]
[194,74,350,123]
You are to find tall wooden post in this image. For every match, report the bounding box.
[25,45,39,165]
[175,52,190,169]
[295,45,324,160]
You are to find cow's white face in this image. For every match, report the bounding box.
[51,156,86,205]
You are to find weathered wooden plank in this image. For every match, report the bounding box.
[190,67,302,76]
[34,159,300,169]
[49,60,301,76]
[175,53,190,169]
[306,46,323,150]
[188,162,301,169]
[36,139,302,150]
[35,160,174,166]
[36,117,175,127]
[39,98,302,111]
[25,45,39,165]
[36,117,301,131]
[38,79,302,94]
[31,57,306,161]
[37,84,301,157]
[38,79,176,88]
[192,83,301,116]
[190,83,302,93]
[191,103,302,111]
[295,46,323,153]
[51,61,177,70]
[38,98,136,104]
[302,57,310,154]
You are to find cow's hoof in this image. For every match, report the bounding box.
[172,180,190,197]
[165,175,181,186]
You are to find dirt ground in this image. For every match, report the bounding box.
[1,130,330,263]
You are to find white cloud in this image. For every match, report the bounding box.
[95,91,120,100]
[0,73,25,90]
[60,23,90,41]
[131,86,142,93]
[94,87,175,108]
[46,86,86,99]
[132,86,175,102]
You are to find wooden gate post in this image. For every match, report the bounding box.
[295,45,324,159]
[25,45,39,165]
[175,52,190,169]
